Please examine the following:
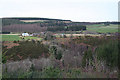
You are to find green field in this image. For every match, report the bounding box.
[2,35,21,41]
[2,35,43,41]
[24,36,38,40]
[86,24,118,33]
[24,36,42,40]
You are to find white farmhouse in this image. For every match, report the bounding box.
[22,33,29,37]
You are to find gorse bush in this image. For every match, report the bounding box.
[70,35,119,70]
[72,36,116,46]
[2,46,8,63]
[55,50,62,60]
[96,40,118,68]
[2,66,82,78]
[3,41,50,61]
[82,48,93,67]
[42,67,61,78]
[49,45,63,60]
[49,45,57,56]
[65,68,81,78]
[13,40,17,43]
[2,34,119,78]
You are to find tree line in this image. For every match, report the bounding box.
[47,25,86,32]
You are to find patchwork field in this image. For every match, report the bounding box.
[54,34,111,38]
[2,35,21,41]
[24,36,43,40]
[86,24,118,33]
[2,35,43,41]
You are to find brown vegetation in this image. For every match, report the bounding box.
[3,41,19,49]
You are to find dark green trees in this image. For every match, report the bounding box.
[49,45,62,60]
[96,41,118,68]
[3,41,50,61]
[47,25,86,32]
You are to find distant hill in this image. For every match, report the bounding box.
[2,17,72,26]
[4,17,71,21]
[2,17,120,33]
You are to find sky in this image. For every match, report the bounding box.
[0,0,119,22]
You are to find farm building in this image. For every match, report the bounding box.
[32,33,40,36]
[29,34,33,36]
[59,33,64,37]
[22,33,29,37]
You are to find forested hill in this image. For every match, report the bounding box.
[2,18,120,32]
[2,18,86,32]
[2,17,72,26]
[4,17,71,21]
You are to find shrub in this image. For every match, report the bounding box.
[63,35,67,38]
[13,40,17,43]
[4,41,50,61]
[2,46,8,64]
[96,40,118,68]
[42,67,61,78]
[82,48,93,68]
[55,50,62,60]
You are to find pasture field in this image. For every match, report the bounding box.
[2,35,21,41]
[86,24,118,33]
[1,34,43,41]
[24,36,38,40]
[54,34,111,38]
[24,36,43,40]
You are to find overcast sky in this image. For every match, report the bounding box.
[0,0,119,22]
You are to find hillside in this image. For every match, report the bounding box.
[2,17,120,33]
[2,18,85,32]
